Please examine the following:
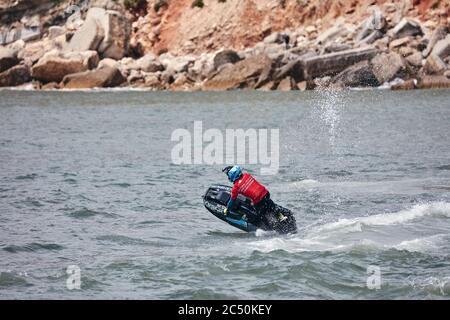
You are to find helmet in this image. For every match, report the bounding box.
[222,165,242,182]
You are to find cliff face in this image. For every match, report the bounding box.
[1,0,450,91]
[132,0,449,55]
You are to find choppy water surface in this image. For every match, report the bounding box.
[1,89,450,299]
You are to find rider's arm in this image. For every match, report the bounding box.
[226,184,239,210]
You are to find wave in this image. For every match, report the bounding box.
[0,272,32,288]
[311,202,450,234]
[247,202,450,254]
[3,242,64,253]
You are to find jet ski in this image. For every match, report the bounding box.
[203,184,297,234]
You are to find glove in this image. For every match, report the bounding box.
[223,208,228,215]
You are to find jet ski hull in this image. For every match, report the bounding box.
[203,184,297,234]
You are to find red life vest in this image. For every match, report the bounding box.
[230,173,268,205]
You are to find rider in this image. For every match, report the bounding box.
[222,165,286,222]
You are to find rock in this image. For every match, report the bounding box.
[424,54,448,75]
[213,49,241,70]
[203,54,272,90]
[445,70,450,79]
[91,0,124,11]
[431,35,450,59]
[306,26,317,34]
[160,69,175,85]
[19,27,41,42]
[17,38,56,64]
[32,50,99,83]
[62,66,126,88]
[371,52,407,84]
[398,46,415,57]
[0,64,31,87]
[189,53,215,81]
[303,47,379,80]
[405,51,423,67]
[391,18,423,39]
[66,11,105,52]
[258,81,276,91]
[356,7,386,42]
[127,69,144,84]
[276,77,297,91]
[324,43,352,53]
[159,54,195,74]
[48,26,66,40]
[67,7,131,60]
[316,24,346,45]
[358,30,383,45]
[272,59,304,82]
[122,54,164,73]
[389,37,411,49]
[297,81,307,91]
[418,75,450,89]
[41,82,60,90]
[423,26,448,57]
[171,74,194,91]
[0,47,19,73]
[263,32,289,44]
[254,62,274,88]
[332,61,379,87]
[144,73,162,89]
[313,76,332,88]
[98,58,120,70]
[97,10,131,60]
[391,79,417,90]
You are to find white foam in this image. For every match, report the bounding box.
[407,276,450,296]
[393,234,446,252]
[247,202,450,254]
[292,179,319,187]
[310,202,450,234]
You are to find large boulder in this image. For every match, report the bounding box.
[418,75,450,89]
[66,15,105,52]
[121,54,164,73]
[302,47,379,80]
[18,38,57,64]
[159,54,195,74]
[423,26,448,58]
[62,66,126,88]
[0,64,31,87]
[390,18,423,39]
[276,77,297,91]
[371,52,407,84]
[272,59,304,82]
[188,52,215,81]
[0,46,19,73]
[356,7,386,43]
[67,7,131,60]
[431,35,450,60]
[213,49,241,70]
[32,50,99,83]
[203,54,272,90]
[423,54,448,75]
[332,60,379,87]
[263,32,289,45]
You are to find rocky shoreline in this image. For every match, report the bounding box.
[1,0,450,91]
